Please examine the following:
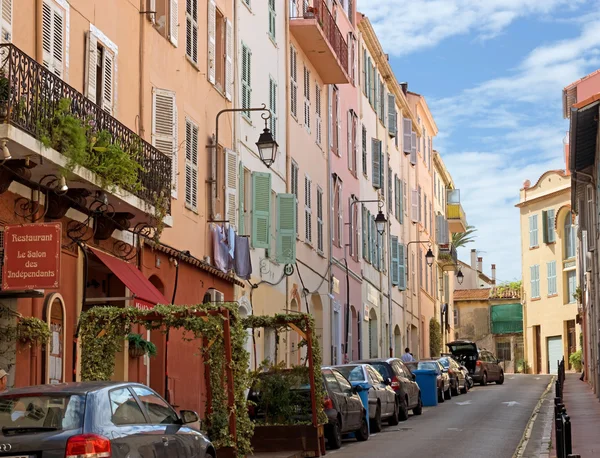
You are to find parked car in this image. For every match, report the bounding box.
[353,358,422,420]
[0,381,215,458]
[441,353,474,389]
[334,363,399,432]
[405,360,451,402]
[438,356,468,395]
[247,367,369,450]
[446,340,505,386]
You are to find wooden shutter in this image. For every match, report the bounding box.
[372,139,381,189]
[399,179,404,224]
[225,148,238,228]
[225,18,233,100]
[542,210,548,243]
[0,0,12,43]
[185,119,199,211]
[366,210,372,263]
[152,88,178,198]
[411,189,418,222]
[388,94,396,137]
[85,32,98,103]
[276,193,297,264]
[304,176,312,243]
[362,205,367,259]
[398,243,406,290]
[347,110,353,171]
[185,0,198,62]
[391,236,399,285]
[402,118,412,154]
[238,162,245,234]
[290,46,297,117]
[548,209,555,243]
[169,0,178,46]
[207,0,216,84]
[42,1,64,77]
[410,132,417,165]
[102,50,114,114]
[252,172,271,249]
[241,44,251,115]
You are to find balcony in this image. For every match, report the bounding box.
[0,44,171,231]
[437,243,458,267]
[290,0,350,84]
[446,189,467,233]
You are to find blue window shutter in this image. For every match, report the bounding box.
[276,193,296,264]
[251,172,271,248]
[372,138,381,189]
[398,243,406,291]
[391,236,399,285]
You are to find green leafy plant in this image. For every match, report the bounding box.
[573,286,582,304]
[16,317,51,347]
[569,349,582,372]
[127,333,157,357]
[516,359,530,374]
[429,317,442,357]
[452,225,477,248]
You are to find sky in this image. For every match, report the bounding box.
[362,0,600,283]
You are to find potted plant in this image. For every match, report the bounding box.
[127,333,157,358]
[16,317,51,348]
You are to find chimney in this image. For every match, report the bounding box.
[477,257,483,273]
[491,264,496,284]
[400,82,408,95]
[470,249,477,271]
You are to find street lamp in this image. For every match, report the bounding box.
[456,268,464,285]
[425,247,435,266]
[375,210,387,235]
[255,117,278,168]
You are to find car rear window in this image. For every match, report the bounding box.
[0,394,85,431]
[417,362,438,371]
[438,358,450,368]
[369,362,391,379]
[335,366,365,382]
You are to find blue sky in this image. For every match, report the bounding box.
[362,0,600,283]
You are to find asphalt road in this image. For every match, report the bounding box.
[328,374,552,458]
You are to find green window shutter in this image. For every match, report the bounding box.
[398,243,406,290]
[547,209,555,243]
[251,172,271,248]
[276,193,296,264]
[391,236,399,285]
[372,139,381,189]
[542,210,548,243]
[362,205,367,259]
[238,162,245,234]
[379,141,385,190]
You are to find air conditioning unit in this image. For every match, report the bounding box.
[203,288,224,304]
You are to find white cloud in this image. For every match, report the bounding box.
[361,0,586,56]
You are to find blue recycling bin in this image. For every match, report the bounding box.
[350,381,371,435]
[412,369,438,407]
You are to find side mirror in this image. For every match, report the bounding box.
[411,373,416,381]
[180,410,200,425]
[384,378,392,386]
[353,385,364,393]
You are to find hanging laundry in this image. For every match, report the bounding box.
[227,225,236,260]
[211,225,231,273]
[234,235,252,280]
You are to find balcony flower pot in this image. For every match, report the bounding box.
[127,333,157,359]
[304,6,317,18]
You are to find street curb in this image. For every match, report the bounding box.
[512,376,555,458]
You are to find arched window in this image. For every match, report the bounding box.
[44,293,66,385]
[564,211,575,259]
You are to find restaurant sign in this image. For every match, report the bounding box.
[2,223,61,291]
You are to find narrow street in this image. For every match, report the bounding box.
[329,375,552,458]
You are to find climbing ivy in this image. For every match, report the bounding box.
[429,317,442,357]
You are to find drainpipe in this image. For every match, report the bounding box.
[138,0,146,138]
[327,85,334,365]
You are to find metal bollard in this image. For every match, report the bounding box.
[564,415,572,456]
[555,412,564,458]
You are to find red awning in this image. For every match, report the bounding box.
[89,247,168,310]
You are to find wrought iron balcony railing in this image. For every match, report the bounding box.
[0,44,171,212]
[290,0,349,73]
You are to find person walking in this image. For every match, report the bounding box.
[401,348,415,363]
[0,369,7,392]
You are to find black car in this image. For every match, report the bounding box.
[248,367,368,450]
[0,381,215,458]
[438,356,468,395]
[353,358,422,420]
[447,340,505,386]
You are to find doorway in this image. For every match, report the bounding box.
[567,320,576,369]
[547,336,563,375]
[534,325,541,374]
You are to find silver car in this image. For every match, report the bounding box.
[334,363,398,432]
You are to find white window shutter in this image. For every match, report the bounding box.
[225,148,238,228]
[347,110,352,170]
[152,88,177,199]
[225,18,233,101]
[0,0,12,43]
[207,0,216,84]
[410,132,417,165]
[42,2,53,70]
[402,118,412,154]
[411,189,418,222]
[51,6,64,77]
[85,32,98,103]
[337,91,342,152]
[102,51,114,114]
[169,0,178,46]
[172,104,178,198]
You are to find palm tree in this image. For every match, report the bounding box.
[452,225,477,248]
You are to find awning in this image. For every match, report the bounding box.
[89,247,168,310]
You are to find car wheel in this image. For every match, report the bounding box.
[413,395,423,415]
[438,388,445,403]
[398,395,409,421]
[480,372,488,386]
[327,419,342,450]
[388,399,400,425]
[496,370,505,385]
[460,380,468,394]
[206,449,216,458]
[355,415,369,442]
[444,386,452,400]
[370,402,383,433]
[451,380,460,396]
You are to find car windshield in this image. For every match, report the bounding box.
[0,394,85,431]
[418,362,439,371]
[368,363,389,378]
[438,358,450,368]
[335,366,365,382]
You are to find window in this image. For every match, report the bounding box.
[453,308,458,327]
[335,181,343,247]
[291,161,299,235]
[315,83,322,146]
[348,32,356,85]
[529,214,538,248]
[290,45,298,117]
[109,388,146,425]
[543,209,556,243]
[567,270,577,304]
[418,186,422,223]
[42,0,65,77]
[388,166,393,213]
[131,387,178,425]
[496,342,511,362]
[152,88,177,199]
[268,0,276,40]
[353,200,359,261]
[303,66,311,131]
[371,138,382,189]
[332,86,340,156]
[225,148,237,227]
[305,176,312,244]
[269,77,277,140]
[208,4,231,97]
[85,29,116,114]
[424,195,428,231]
[378,79,385,125]
[241,43,252,118]
[547,261,557,295]
[185,119,198,211]
[564,211,576,259]
[361,124,367,176]
[154,0,178,45]
[186,0,198,63]
[317,187,324,253]
[347,110,357,174]
[530,264,540,298]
